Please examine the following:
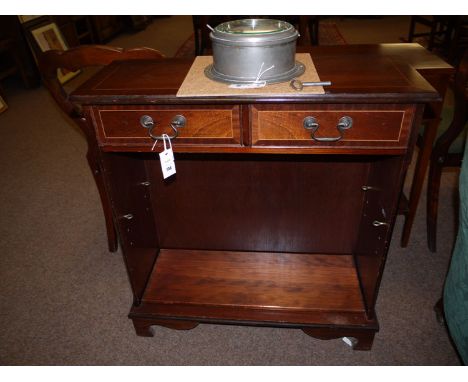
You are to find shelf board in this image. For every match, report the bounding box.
[138,249,366,325]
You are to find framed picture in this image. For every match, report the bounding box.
[0,96,8,115]
[30,22,80,84]
[18,15,42,24]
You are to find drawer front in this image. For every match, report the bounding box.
[251,104,416,150]
[93,105,241,149]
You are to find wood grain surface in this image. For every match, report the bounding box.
[94,105,241,147]
[70,44,440,105]
[251,104,414,149]
[143,249,365,312]
[146,154,369,254]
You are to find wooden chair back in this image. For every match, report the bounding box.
[432,50,468,159]
[427,50,468,251]
[38,45,164,118]
[37,45,164,253]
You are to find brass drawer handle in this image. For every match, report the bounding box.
[303,116,319,130]
[140,114,186,140]
[303,116,353,142]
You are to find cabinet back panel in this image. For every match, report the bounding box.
[147,154,369,254]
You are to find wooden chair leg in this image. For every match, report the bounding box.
[434,297,445,325]
[314,19,320,45]
[427,158,444,252]
[297,16,309,46]
[308,17,319,45]
[86,151,118,253]
[96,170,118,253]
[199,16,210,55]
[408,16,417,42]
[193,29,200,56]
[192,17,200,56]
[427,20,438,51]
[401,119,440,247]
[12,48,30,88]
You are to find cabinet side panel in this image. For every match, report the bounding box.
[101,152,159,303]
[354,105,422,315]
[354,156,408,314]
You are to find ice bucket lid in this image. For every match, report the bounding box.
[215,19,292,34]
[211,19,298,45]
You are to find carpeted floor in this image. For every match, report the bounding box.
[0,16,462,365]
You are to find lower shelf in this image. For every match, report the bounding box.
[132,249,372,327]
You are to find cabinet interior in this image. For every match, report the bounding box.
[105,152,403,322]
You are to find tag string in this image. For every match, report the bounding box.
[255,62,275,83]
[162,133,172,151]
[152,134,173,152]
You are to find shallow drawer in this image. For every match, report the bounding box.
[92,105,241,149]
[251,104,416,150]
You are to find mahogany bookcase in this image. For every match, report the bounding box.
[70,44,442,350]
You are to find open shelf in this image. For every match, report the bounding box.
[134,249,368,326]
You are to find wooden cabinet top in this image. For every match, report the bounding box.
[71,43,449,105]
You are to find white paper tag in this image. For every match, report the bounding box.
[228,81,266,89]
[160,150,176,179]
[159,134,176,179]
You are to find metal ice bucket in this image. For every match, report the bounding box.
[205,19,304,84]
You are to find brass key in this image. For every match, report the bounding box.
[290,79,332,91]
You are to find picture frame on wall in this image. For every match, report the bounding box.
[0,96,8,115]
[30,22,80,84]
[18,15,42,24]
